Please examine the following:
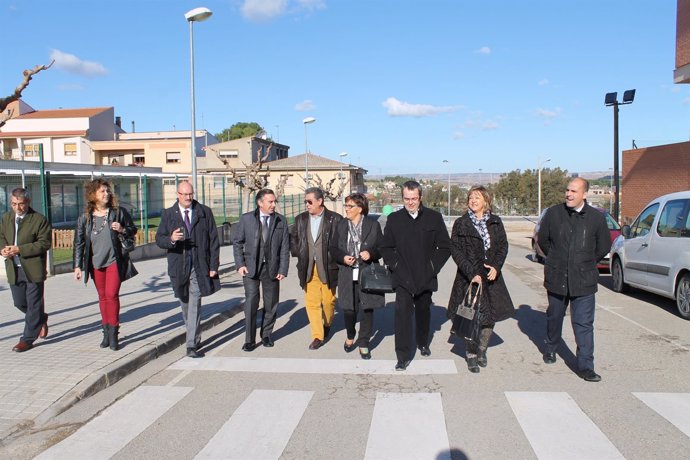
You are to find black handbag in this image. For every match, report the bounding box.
[119,234,136,254]
[358,262,395,294]
[455,282,482,342]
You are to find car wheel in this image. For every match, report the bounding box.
[676,273,690,320]
[531,241,544,264]
[612,258,628,293]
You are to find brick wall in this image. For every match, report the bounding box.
[621,142,690,224]
[678,0,690,69]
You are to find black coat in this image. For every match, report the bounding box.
[73,207,138,284]
[537,202,610,297]
[447,213,515,324]
[232,208,290,279]
[155,201,220,300]
[290,208,342,289]
[379,205,451,295]
[330,216,385,311]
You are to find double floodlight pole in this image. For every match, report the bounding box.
[605,89,635,223]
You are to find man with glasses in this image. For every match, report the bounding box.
[380,181,451,370]
[233,188,290,351]
[0,188,51,352]
[156,181,220,358]
[290,187,342,350]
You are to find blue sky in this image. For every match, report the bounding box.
[2,0,688,176]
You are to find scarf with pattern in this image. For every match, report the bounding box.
[347,218,363,268]
[469,210,491,251]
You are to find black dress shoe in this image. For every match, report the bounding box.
[343,340,356,353]
[12,341,33,353]
[359,347,371,360]
[543,352,557,364]
[578,369,602,382]
[242,342,255,352]
[262,337,274,347]
[477,350,487,367]
[309,338,323,350]
[467,357,480,373]
[186,348,204,358]
[419,346,431,357]
[395,360,411,371]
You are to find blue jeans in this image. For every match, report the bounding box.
[545,292,596,371]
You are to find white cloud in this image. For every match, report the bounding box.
[297,0,326,11]
[453,131,465,140]
[538,78,549,86]
[382,97,459,117]
[241,0,288,22]
[535,107,562,123]
[475,46,491,55]
[682,97,690,105]
[481,120,499,130]
[50,49,107,77]
[295,99,315,111]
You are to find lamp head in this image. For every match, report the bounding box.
[185,7,212,22]
[622,89,636,103]
[303,117,316,125]
[604,92,618,106]
[339,151,348,157]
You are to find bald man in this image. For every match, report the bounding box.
[537,177,610,382]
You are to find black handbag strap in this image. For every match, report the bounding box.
[463,282,482,310]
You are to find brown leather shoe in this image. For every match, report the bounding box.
[309,338,323,350]
[12,341,33,352]
[39,321,49,339]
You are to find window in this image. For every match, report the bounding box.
[219,149,238,159]
[657,199,690,238]
[64,143,77,156]
[213,176,225,189]
[166,152,181,164]
[163,179,176,186]
[133,155,145,166]
[23,144,41,157]
[631,203,659,238]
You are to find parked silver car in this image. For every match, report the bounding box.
[610,191,690,319]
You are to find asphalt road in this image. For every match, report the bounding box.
[7,240,690,460]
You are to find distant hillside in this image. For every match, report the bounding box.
[366,171,613,185]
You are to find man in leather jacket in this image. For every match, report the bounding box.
[290,187,342,350]
[537,177,610,382]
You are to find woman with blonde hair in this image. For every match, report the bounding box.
[73,179,138,350]
[448,186,515,373]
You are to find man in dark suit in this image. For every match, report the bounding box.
[233,188,290,351]
[538,177,610,382]
[0,188,52,352]
[380,181,451,371]
[155,181,220,358]
[290,187,342,350]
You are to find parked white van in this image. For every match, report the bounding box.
[610,191,690,319]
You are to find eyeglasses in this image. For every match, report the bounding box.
[344,204,358,209]
[403,197,420,203]
[177,192,194,197]
[304,200,313,205]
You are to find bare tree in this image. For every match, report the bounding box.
[0,61,54,129]
[219,144,272,211]
[300,173,349,202]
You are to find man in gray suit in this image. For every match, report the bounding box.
[233,189,290,351]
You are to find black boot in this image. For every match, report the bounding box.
[109,325,119,351]
[100,325,110,348]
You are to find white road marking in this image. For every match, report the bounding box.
[364,392,451,460]
[35,386,193,460]
[505,391,625,460]
[194,389,313,460]
[634,392,690,437]
[169,356,458,375]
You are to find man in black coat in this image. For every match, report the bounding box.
[290,187,342,350]
[233,189,290,351]
[537,177,610,382]
[380,181,451,370]
[155,181,220,358]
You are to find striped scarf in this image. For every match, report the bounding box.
[469,210,491,251]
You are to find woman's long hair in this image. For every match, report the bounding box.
[84,178,118,216]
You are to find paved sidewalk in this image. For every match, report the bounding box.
[0,245,243,441]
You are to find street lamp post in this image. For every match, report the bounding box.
[537,157,551,217]
[185,6,212,192]
[303,117,316,187]
[608,168,614,214]
[443,160,450,217]
[338,151,348,179]
[605,89,636,223]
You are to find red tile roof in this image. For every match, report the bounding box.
[16,107,111,119]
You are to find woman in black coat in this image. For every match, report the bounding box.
[330,193,385,360]
[448,186,515,373]
[73,179,138,351]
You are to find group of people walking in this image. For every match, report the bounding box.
[2,176,610,381]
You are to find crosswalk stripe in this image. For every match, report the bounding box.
[170,356,457,375]
[633,392,690,438]
[505,391,625,460]
[34,386,193,460]
[364,393,451,460]
[194,389,313,460]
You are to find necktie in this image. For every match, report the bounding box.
[14,217,20,246]
[262,215,269,244]
[184,209,192,234]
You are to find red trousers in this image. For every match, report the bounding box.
[92,263,122,326]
